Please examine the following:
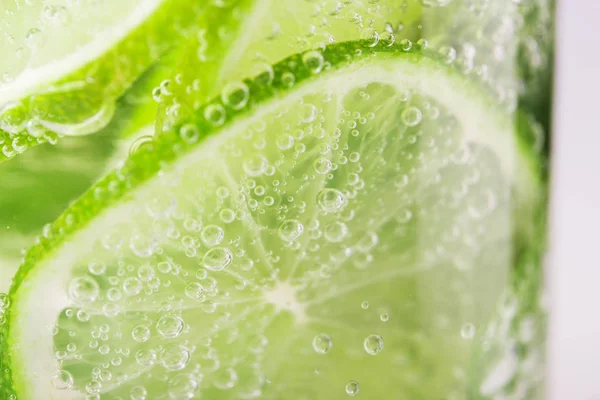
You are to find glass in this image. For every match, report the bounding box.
[0,1,554,399]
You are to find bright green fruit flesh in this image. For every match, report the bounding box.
[1,42,543,399]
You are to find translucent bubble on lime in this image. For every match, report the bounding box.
[345,381,360,396]
[312,334,333,354]
[278,219,304,242]
[156,315,184,339]
[317,189,345,213]
[363,334,384,355]
[202,247,233,271]
[67,276,99,303]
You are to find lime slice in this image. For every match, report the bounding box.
[0,0,200,162]
[158,0,423,129]
[1,42,542,399]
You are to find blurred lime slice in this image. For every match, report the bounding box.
[0,49,179,293]
[1,42,542,399]
[0,0,200,162]
[158,0,423,129]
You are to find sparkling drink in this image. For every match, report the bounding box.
[0,1,554,399]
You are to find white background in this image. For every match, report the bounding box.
[548,1,600,399]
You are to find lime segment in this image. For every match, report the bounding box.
[1,42,541,399]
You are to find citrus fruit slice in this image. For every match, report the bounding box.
[0,41,542,399]
[0,0,200,162]
[158,0,424,130]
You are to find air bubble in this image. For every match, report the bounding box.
[213,367,238,389]
[221,82,250,110]
[160,345,191,371]
[129,135,153,155]
[130,386,148,400]
[356,231,378,252]
[107,287,122,302]
[129,234,156,258]
[317,189,345,212]
[254,63,275,86]
[138,265,155,282]
[180,124,199,144]
[132,325,151,342]
[202,300,217,313]
[313,157,332,174]
[0,103,26,134]
[440,45,458,64]
[401,107,423,127]
[243,155,268,177]
[261,196,274,207]
[67,276,99,303]
[400,38,413,51]
[185,282,204,299]
[136,349,157,366]
[123,277,143,296]
[364,334,384,355]
[0,293,10,309]
[102,303,120,317]
[302,51,325,74]
[12,137,27,153]
[278,219,304,242]
[101,231,123,251]
[51,370,73,389]
[160,80,172,96]
[76,310,90,322]
[204,104,226,126]
[203,247,233,271]
[42,5,69,25]
[199,276,218,292]
[201,225,225,247]
[157,261,172,274]
[168,374,199,398]
[276,133,294,150]
[85,380,102,394]
[312,334,333,354]
[345,381,360,396]
[323,221,348,242]
[157,315,184,338]
[281,72,296,87]
[300,104,318,123]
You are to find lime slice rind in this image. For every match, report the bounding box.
[0,41,542,399]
